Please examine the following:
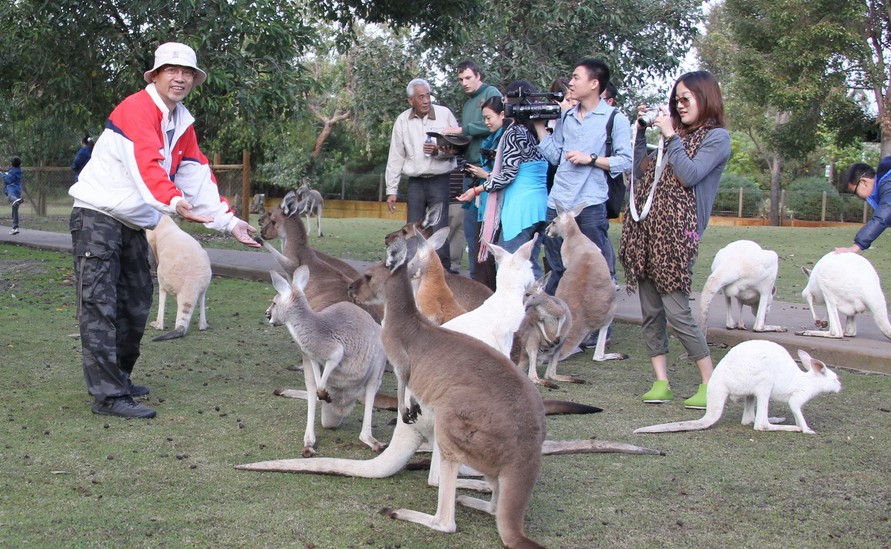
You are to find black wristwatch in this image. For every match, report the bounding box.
[590,153,599,166]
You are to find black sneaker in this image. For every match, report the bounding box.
[11,198,22,207]
[128,379,150,397]
[92,396,156,418]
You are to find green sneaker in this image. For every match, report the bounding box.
[684,384,708,410]
[642,380,673,403]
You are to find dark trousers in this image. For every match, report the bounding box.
[70,208,153,400]
[407,173,451,270]
[543,202,612,295]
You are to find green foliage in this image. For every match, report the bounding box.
[785,176,846,221]
[713,173,763,217]
[432,0,705,109]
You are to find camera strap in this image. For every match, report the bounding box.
[629,135,664,222]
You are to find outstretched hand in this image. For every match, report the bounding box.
[175,199,214,224]
[232,220,261,248]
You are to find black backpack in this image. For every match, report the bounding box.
[603,109,626,219]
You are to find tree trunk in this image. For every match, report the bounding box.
[769,153,782,226]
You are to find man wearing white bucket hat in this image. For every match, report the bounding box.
[69,42,260,419]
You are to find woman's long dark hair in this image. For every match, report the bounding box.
[669,70,726,134]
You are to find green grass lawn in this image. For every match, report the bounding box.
[1,234,890,548]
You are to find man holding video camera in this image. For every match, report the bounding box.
[533,57,632,295]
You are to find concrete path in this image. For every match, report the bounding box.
[2,225,889,374]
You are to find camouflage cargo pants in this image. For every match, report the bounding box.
[70,208,153,400]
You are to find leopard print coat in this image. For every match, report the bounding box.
[619,122,717,295]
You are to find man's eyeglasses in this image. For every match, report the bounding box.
[675,95,694,107]
[161,66,196,79]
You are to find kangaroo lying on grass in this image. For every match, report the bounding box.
[796,251,891,340]
[259,191,382,322]
[698,240,786,333]
[634,340,840,434]
[267,266,387,456]
[513,272,578,388]
[547,202,627,362]
[145,215,211,341]
[295,181,323,238]
[384,202,493,311]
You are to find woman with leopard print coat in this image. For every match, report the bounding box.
[619,71,731,410]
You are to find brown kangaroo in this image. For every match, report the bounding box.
[385,202,493,311]
[259,191,382,322]
[376,231,547,549]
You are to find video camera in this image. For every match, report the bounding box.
[503,89,564,121]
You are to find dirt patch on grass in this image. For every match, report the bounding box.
[0,260,51,291]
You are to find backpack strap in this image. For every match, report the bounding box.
[604,108,618,158]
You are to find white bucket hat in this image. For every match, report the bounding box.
[143,42,207,86]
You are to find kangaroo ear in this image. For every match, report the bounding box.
[486,239,509,262]
[426,226,450,252]
[799,350,828,375]
[801,266,811,277]
[535,271,552,291]
[554,200,566,215]
[270,270,291,296]
[422,203,444,229]
[568,202,586,218]
[292,265,310,292]
[386,236,408,270]
[516,233,538,261]
[282,191,298,216]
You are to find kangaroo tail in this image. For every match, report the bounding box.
[152,327,186,342]
[235,421,424,477]
[542,438,664,456]
[871,307,891,340]
[542,400,602,415]
[698,271,728,328]
[494,464,546,549]
[633,403,725,433]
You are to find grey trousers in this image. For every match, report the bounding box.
[71,208,153,400]
[637,277,709,361]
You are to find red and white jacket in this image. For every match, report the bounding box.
[70,84,238,232]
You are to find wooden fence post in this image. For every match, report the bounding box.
[737,187,744,218]
[821,191,827,222]
[241,149,251,222]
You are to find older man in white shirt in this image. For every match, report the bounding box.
[385,78,459,271]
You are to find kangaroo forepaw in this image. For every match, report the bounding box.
[402,403,422,424]
[317,388,332,403]
[301,446,316,458]
[815,319,829,329]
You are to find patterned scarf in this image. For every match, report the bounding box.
[619,122,717,295]
[478,129,507,262]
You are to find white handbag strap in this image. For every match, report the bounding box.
[629,135,664,222]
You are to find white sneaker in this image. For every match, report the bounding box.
[9,228,19,235]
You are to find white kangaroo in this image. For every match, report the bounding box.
[547,201,627,362]
[296,181,323,238]
[513,272,578,388]
[698,240,786,332]
[796,251,891,340]
[440,234,537,356]
[145,215,212,342]
[634,340,841,434]
[267,266,387,457]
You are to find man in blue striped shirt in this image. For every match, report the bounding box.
[534,57,632,294]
